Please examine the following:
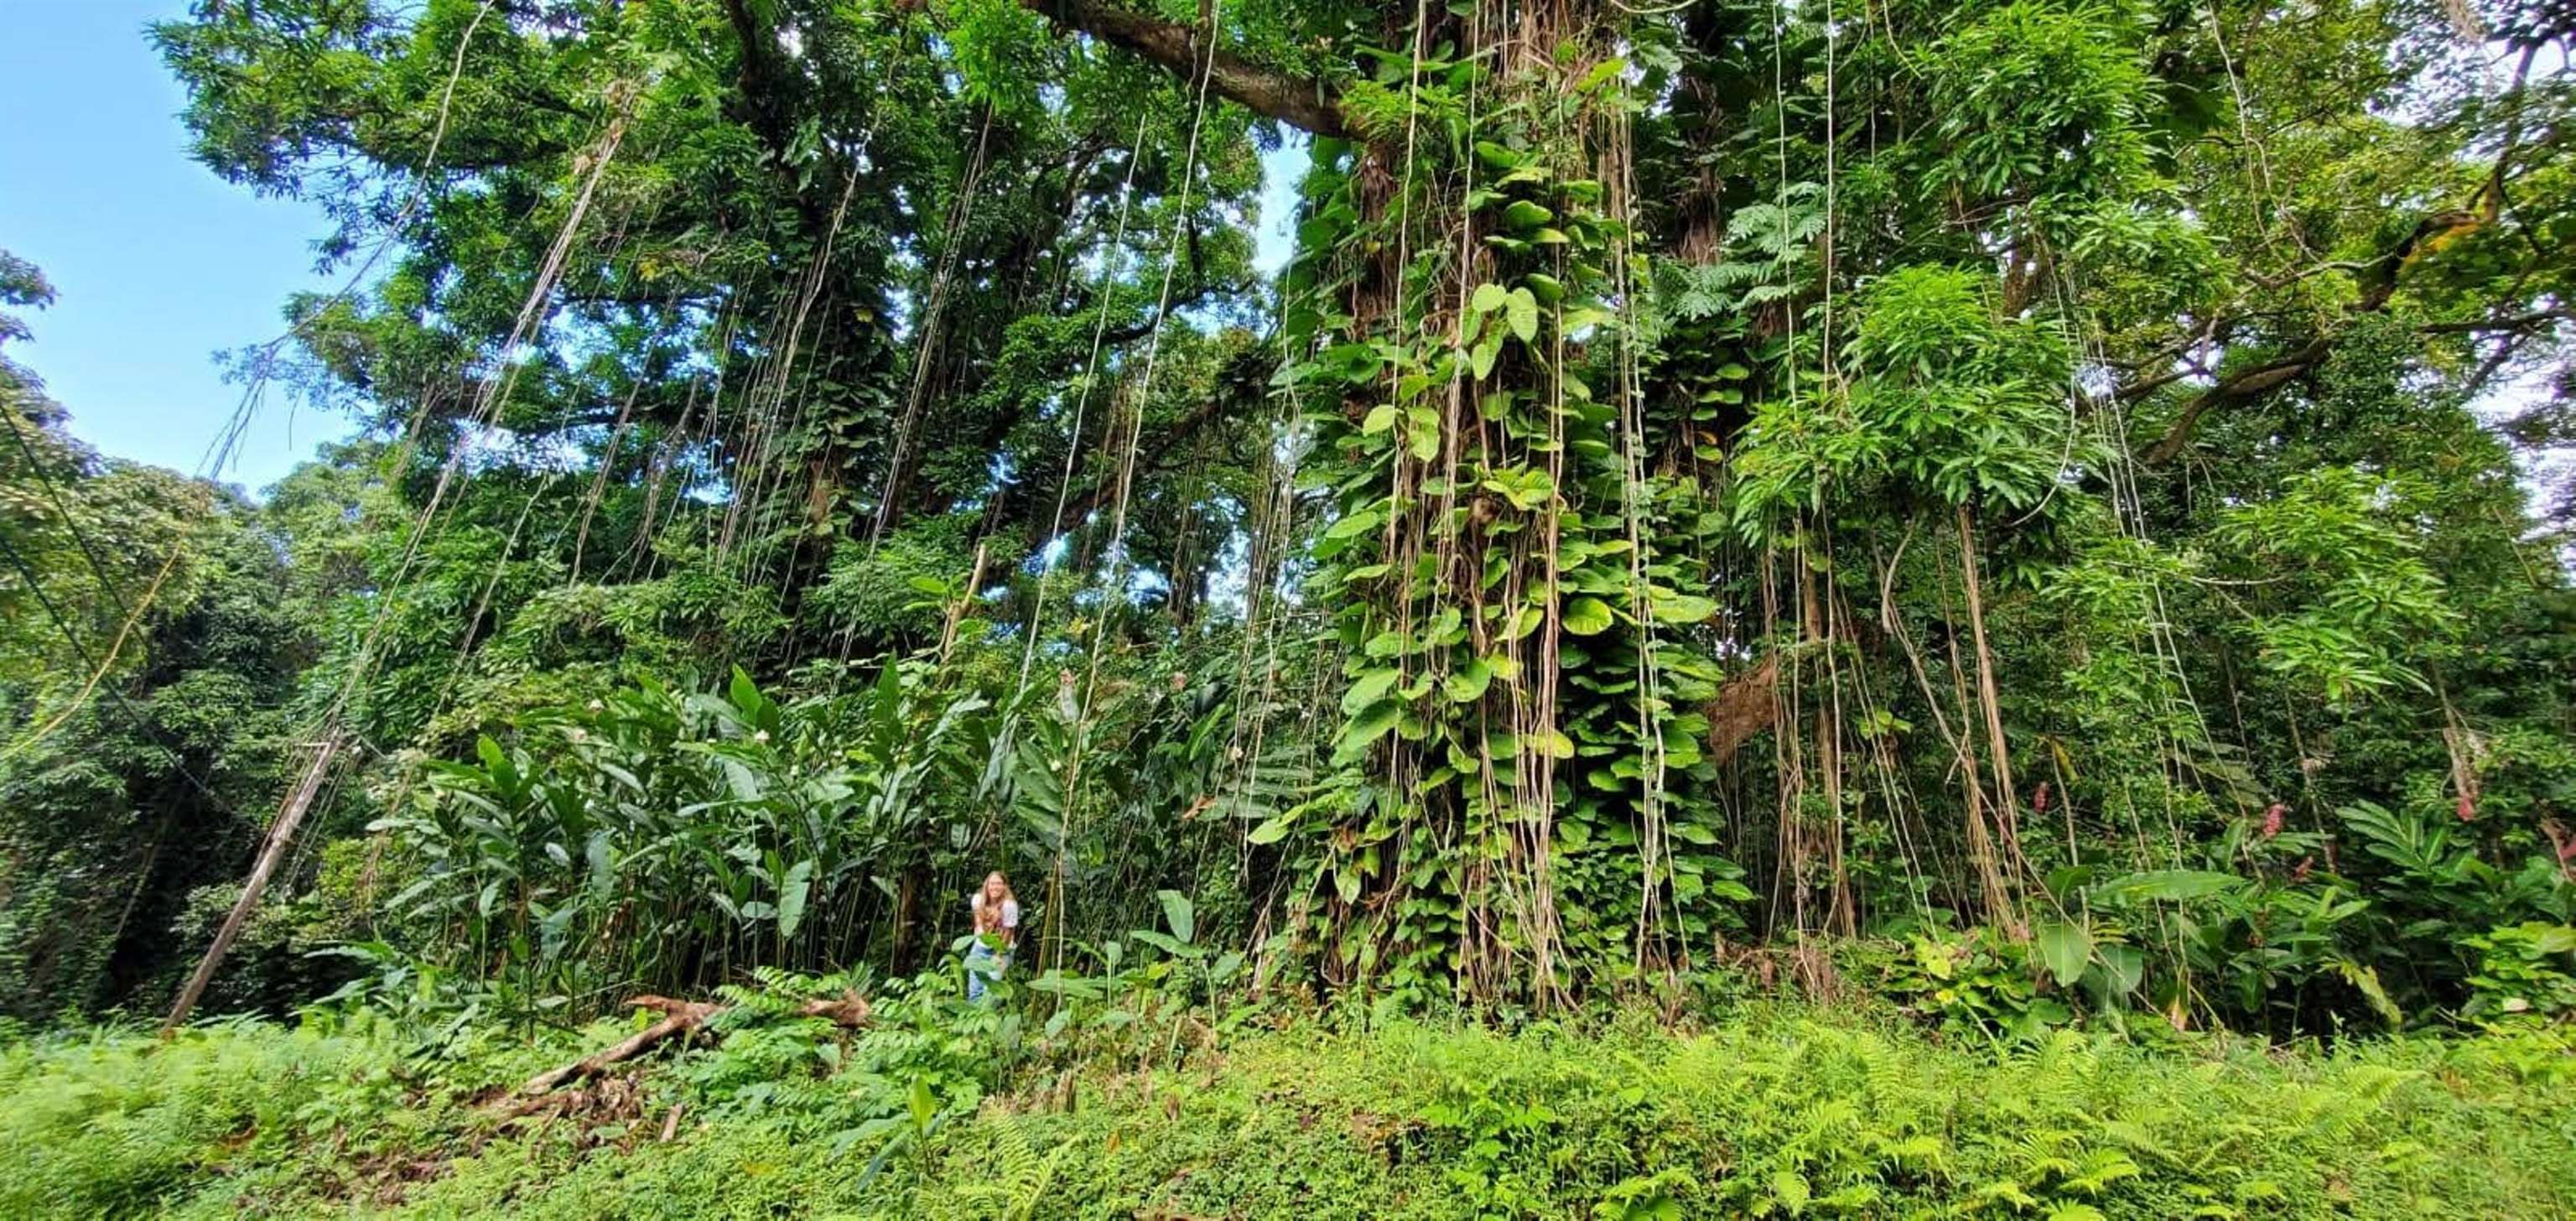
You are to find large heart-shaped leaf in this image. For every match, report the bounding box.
[1562,595,1614,636]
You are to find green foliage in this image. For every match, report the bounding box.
[0,1012,502,1219]
[1921,2,2157,208]
[1276,10,1751,1005]
[0,329,314,1018]
[2210,469,2460,705]
[4,0,2572,1052]
[1866,928,2073,1041]
[801,517,995,649]
[368,663,1008,1012]
[0,249,53,347]
[2461,922,2576,1024]
[1732,265,2090,533]
[2,1003,2572,1218]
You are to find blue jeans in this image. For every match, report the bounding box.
[966,944,1009,1002]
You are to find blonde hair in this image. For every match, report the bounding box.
[974,871,1016,934]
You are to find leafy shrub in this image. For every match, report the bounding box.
[2462,922,2576,1024]
[1862,927,2072,1041]
[6,1000,2570,1218]
[0,1015,430,1218]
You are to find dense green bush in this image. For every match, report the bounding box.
[2,997,2569,1218]
[0,1016,458,1218]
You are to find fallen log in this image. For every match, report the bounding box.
[490,991,872,1120]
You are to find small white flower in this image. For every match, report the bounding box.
[569,728,588,743]
[587,699,605,713]
[753,730,771,744]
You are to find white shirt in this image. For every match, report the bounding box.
[970,892,1019,931]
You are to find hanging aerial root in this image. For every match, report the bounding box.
[488,992,871,1120]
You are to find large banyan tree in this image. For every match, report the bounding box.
[134,0,2573,1019]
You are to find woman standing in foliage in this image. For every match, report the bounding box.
[965,872,1017,1002]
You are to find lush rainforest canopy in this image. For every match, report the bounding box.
[3,0,2574,1043]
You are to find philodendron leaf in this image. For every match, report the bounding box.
[1562,595,1614,636]
[1519,728,1575,759]
[1324,507,1382,540]
[1506,288,1540,345]
[1334,702,1403,763]
[1652,592,1717,625]
[1443,658,1494,704]
[1343,668,1400,714]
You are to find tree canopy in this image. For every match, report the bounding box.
[0,0,2571,1036]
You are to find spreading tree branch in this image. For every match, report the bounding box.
[2139,340,2330,464]
[1023,0,1349,138]
[2132,208,2502,463]
[2419,307,2569,335]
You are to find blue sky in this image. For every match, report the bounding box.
[2,0,351,494]
[0,1,1303,497]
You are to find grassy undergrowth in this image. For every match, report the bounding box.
[2,1004,2571,1218]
